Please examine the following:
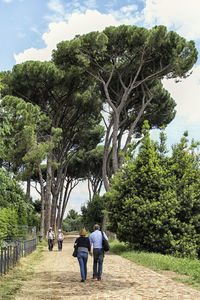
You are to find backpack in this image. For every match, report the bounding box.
[101,231,110,252]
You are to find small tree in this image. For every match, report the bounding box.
[62,209,83,232]
[170,132,200,257]
[81,194,105,232]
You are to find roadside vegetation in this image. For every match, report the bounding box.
[110,239,200,290]
[0,24,200,295]
[0,242,46,300]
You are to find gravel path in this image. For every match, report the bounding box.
[15,235,200,300]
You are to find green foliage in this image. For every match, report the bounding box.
[0,95,53,179]
[33,199,41,213]
[0,207,18,241]
[1,25,198,247]
[62,209,83,232]
[0,168,27,208]
[53,24,193,136]
[1,58,103,234]
[106,125,200,258]
[81,194,105,232]
[68,145,104,184]
[53,24,197,187]
[0,168,39,240]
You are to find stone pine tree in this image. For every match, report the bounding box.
[3,60,103,232]
[53,25,198,192]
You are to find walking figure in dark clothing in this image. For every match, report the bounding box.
[74,228,92,282]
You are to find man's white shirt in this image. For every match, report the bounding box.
[89,230,108,248]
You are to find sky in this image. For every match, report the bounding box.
[1,0,200,214]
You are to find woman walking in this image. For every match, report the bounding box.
[74,228,92,282]
[57,229,64,251]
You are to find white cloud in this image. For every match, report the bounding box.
[14,9,118,64]
[83,0,97,9]
[163,65,200,123]
[46,0,67,22]
[109,4,143,25]
[48,0,65,16]
[14,47,52,64]
[120,4,138,13]
[143,0,200,40]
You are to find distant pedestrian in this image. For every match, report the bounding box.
[46,227,55,251]
[74,228,92,282]
[57,229,64,251]
[89,224,108,281]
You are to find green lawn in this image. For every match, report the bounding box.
[109,239,200,290]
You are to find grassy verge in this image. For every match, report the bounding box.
[109,239,200,290]
[0,241,46,300]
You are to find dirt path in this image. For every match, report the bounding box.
[16,235,200,300]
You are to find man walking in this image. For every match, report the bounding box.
[89,224,108,281]
[46,227,55,251]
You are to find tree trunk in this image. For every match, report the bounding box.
[38,164,45,237]
[112,113,120,173]
[50,191,59,230]
[102,122,113,192]
[60,179,78,225]
[26,176,31,197]
[56,175,65,229]
[45,155,52,232]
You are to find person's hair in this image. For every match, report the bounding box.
[79,228,87,236]
[94,224,100,231]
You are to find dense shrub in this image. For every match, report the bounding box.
[0,168,40,239]
[106,127,200,258]
[0,207,18,241]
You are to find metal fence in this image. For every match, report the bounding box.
[0,238,37,275]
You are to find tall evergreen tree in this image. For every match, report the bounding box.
[53,25,197,193]
[2,60,103,232]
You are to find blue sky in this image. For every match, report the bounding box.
[1,0,200,213]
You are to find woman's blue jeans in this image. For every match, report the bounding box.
[77,251,88,280]
[93,248,104,279]
[57,240,63,251]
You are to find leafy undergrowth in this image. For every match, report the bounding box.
[0,242,46,300]
[109,239,200,290]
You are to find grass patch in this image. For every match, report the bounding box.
[109,239,200,290]
[0,242,46,300]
